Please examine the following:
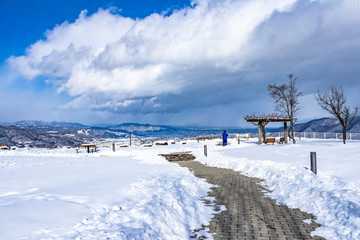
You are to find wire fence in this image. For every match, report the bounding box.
[244,132,360,140]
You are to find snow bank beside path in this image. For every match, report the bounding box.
[0,147,216,240]
[194,139,360,240]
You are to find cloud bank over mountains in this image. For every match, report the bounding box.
[7,0,360,124]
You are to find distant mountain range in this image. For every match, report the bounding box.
[0,121,126,148]
[1,120,88,129]
[1,121,171,133]
[0,121,193,148]
[293,115,360,133]
[0,125,83,148]
[1,116,359,148]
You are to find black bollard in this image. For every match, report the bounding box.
[204,145,207,157]
[310,152,317,174]
[112,143,115,152]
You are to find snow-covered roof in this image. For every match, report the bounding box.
[244,114,294,122]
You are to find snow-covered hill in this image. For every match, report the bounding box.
[0,125,83,148]
[105,123,165,132]
[293,115,360,132]
[0,125,126,148]
[1,120,88,128]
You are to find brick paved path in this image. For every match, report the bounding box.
[176,160,325,240]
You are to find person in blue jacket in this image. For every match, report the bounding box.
[222,130,228,146]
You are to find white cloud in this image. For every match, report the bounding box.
[8,0,296,111]
[7,0,360,121]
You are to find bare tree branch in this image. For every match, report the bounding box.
[267,74,302,143]
[315,86,359,144]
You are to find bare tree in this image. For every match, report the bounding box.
[315,86,358,144]
[267,74,302,143]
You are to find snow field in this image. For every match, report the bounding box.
[1,138,360,240]
[0,146,217,240]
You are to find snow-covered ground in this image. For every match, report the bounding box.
[194,138,360,240]
[1,138,360,239]
[0,146,216,240]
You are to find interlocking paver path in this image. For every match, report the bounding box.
[164,154,325,240]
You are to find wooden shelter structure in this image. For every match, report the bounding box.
[244,115,293,144]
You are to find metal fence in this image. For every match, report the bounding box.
[245,132,360,140]
[123,132,360,142]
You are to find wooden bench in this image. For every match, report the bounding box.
[278,137,285,144]
[81,144,97,153]
[265,138,275,145]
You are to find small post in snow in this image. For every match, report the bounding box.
[204,145,207,157]
[112,143,115,152]
[129,133,132,146]
[310,152,317,174]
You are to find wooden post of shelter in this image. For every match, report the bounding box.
[258,123,262,144]
[284,122,288,144]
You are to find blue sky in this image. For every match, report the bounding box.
[0,0,191,62]
[1,0,360,127]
